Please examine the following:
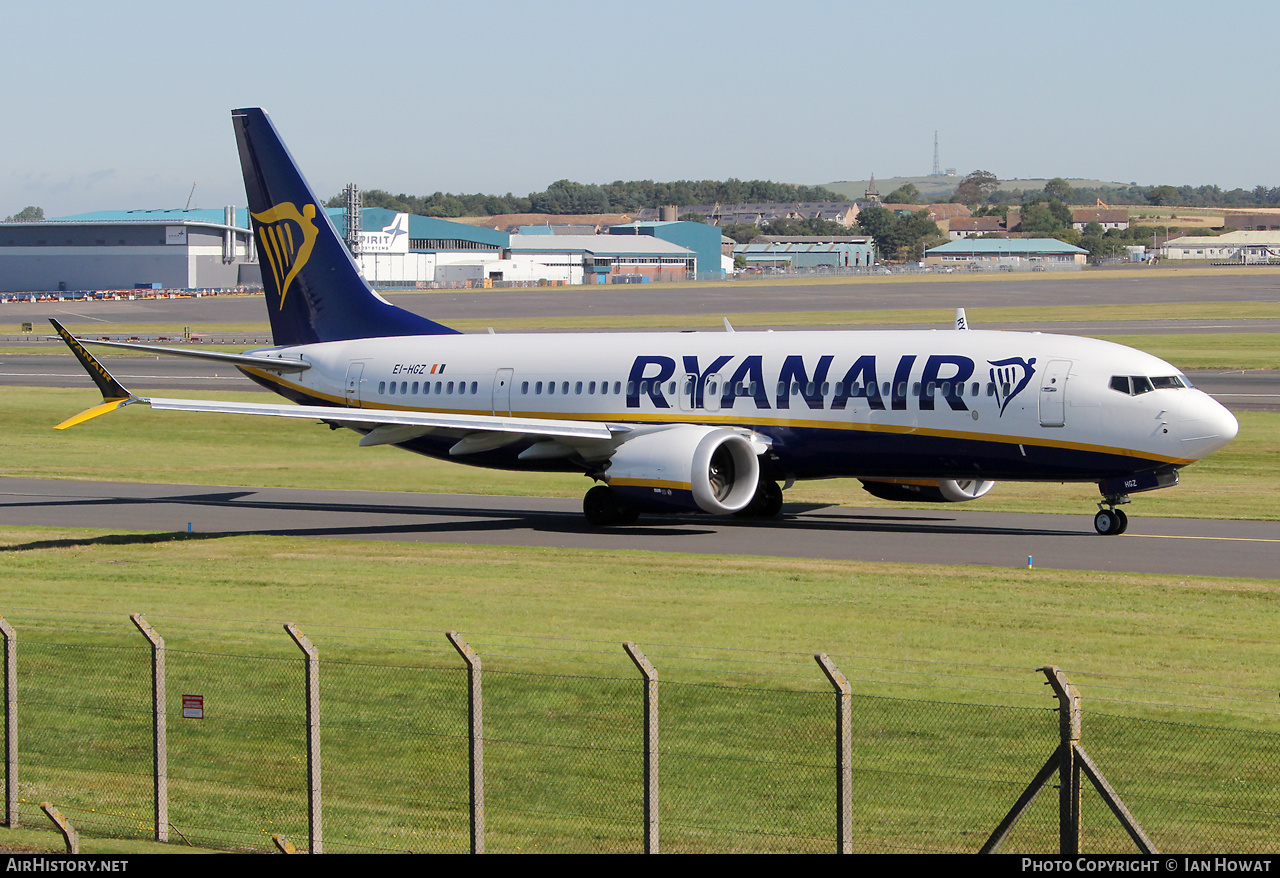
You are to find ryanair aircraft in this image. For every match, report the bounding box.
[53,108,1239,535]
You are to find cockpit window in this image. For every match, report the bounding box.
[1110,375,1189,396]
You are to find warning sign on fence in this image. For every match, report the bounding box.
[182,694,204,719]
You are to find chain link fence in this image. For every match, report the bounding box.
[2,614,1277,854]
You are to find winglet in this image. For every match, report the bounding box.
[955,308,969,330]
[50,319,141,429]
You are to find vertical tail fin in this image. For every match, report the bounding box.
[231,108,458,345]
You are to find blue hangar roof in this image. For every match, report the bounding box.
[50,208,250,227]
[926,238,1087,255]
[326,208,509,249]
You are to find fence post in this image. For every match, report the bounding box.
[1,617,14,829]
[129,614,167,843]
[815,654,852,854]
[446,631,484,854]
[284,623,321,854]
[1041,665,1081,855]
[623,641,658,854]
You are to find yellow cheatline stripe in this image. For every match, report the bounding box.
[54,397,133,430]
[240,369,1193,465]
[1127,534,1280,544]
[611,478,692,491]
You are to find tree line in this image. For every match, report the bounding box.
[326,179,846,218]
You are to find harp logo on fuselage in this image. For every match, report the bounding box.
[252,202,319,311]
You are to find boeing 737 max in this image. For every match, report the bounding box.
[52,108,1239,535]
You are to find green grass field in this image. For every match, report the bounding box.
[1,536,1277,853]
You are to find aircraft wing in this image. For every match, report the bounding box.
[143,396,621,441]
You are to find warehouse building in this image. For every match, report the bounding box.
[1159,230,1280,263]
[0,207,257,292]
[924,238,1087,268]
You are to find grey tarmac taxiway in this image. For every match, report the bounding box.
[1,478,1276,580]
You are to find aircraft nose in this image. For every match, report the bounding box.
[1177,391,1238,458]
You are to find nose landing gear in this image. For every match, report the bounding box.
[1094,495,1130,535]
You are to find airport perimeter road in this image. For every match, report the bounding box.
[2,478,1276,579]
[5,271,1280,328]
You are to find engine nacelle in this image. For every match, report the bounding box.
[859,478,996,504]
[606,426,761,514]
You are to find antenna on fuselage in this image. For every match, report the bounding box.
[955,308,969,330]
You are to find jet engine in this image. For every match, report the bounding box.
[605,425,761,514]
[859,478,995,503]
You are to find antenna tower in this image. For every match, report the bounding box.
[932,132,941,177]
[344,183,362,257]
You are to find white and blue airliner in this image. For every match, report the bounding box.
[53,109,1239,535]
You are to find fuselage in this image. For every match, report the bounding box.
[238,327,1238,485]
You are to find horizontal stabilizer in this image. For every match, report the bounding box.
[56,336,311,372]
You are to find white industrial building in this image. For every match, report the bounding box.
[1159,230,1280,263]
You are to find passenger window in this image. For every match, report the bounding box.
[378,381,386,394]
[447,381,454,394]
[883,382,891,397]
[435,382,442,394]
[548,381,556,395]
[535,381,543,394]
[412,382,419,394]
[389,382,397,395]
[521,381,529,394]
[626,381,634,396]
[576,381,583,394]
[588,381,596,394]
[912,382,921,397]
[562,381,569,395]
[639,381,648,395]
[471,381,478,394]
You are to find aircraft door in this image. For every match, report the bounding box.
[492,368,514,416]
[703,373,724,413]
[1039,359,1070,427]
[678,373,697,412]
[345,362,365,407]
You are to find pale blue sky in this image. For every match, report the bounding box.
[5,0,1278,216]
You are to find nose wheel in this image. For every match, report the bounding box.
[1094,496,1130,536]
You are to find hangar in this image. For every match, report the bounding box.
[0,207,257,292]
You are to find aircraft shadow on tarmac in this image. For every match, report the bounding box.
[1,489,1087,543]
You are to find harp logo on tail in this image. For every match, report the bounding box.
[988,356,1036,416]
[252,202,319,311]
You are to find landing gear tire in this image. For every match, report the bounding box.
[584,485,636,527]
[1094,508,1128,536]
[734,479,783,519]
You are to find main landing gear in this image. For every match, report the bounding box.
[733,479,783,519]
[583,485,639,527]
[1094,495,1131,536]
